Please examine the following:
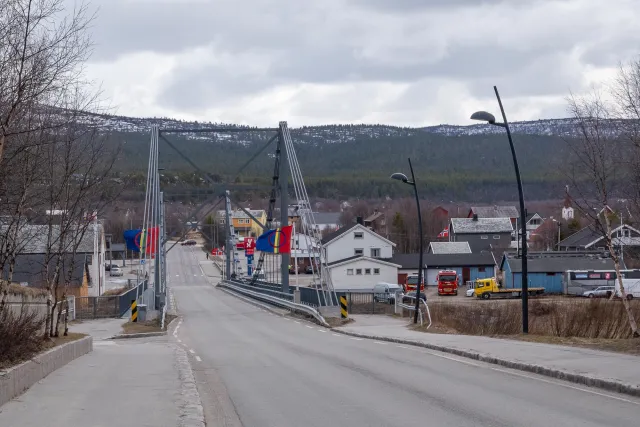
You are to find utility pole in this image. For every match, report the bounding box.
[279,123,290,293]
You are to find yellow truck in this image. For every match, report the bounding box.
[473,277,544,299]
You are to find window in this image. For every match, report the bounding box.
[478,267,486,272]
[356,269,362,275]
[493,235,500,240]
[354,248,364,256]
[370,248,380,258]
[481,235,488,240]
[373,268,380,275]
[365,268,371,275]
[354,232,364,239]
[347,269,354,275]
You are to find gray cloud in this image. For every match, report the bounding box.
[84,0,640,124]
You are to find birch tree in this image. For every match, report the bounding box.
[565,91,639,337]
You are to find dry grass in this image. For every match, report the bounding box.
[325,317,354,327]
[102,286,129,296]
[426,299,640,339]
[121,314,177,334]
[5,283,48,298]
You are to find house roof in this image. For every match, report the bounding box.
[526,212,542,223]
[389,252,496,269]
[558,224,640,248]
[3,223,102,254]
[320,223,395,246]
[502,253,616,273]
[470,206,519,219]
[428,241,472,254]
[450,217,513,234]
[313,212,341,225]
[364,211,383,223]
[327,255,401,268]
[3,253,87,287]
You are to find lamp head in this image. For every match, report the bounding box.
[470,111,497,124]
[390,172,409,183]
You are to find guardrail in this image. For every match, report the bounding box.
[395,295,432,328]
[219,280,329,327]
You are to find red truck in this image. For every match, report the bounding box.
[437,270,459,296]
[404,274,425,292]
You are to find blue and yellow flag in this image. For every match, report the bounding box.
[255,225,292,254]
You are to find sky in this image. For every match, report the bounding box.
[81,0,640,126]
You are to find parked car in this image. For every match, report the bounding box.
[583,286,614,298]
[180,239,197,246]
[305,265,313,274]
[104,263,118,271]
[373,283,402,304]
[466,287,476,297]
[401,291,426,304]
[110,266,123,277]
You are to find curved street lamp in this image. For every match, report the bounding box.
[391,159,423,324]
[471,85,529,334]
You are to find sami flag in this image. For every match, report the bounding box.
[255,225,293,254]
[123,227,159,253]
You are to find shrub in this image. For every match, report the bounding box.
[0,306,46,367]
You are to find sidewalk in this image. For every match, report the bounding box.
[0,320,204,427]
[337,315,640,397]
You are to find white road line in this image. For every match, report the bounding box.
[350,338,363,341]
[189,349,195,354]
[332,333,341,337]
[294,321,301,324]
[195,356,202,362]
[317,329,326,333]
[374,341,387,345]
[306,325,314,329]
[178,339,182,343]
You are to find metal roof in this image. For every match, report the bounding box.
[3,254,87,287]
[313,212,341,225]
[470,206,519,219]
[2,224,102,254]
[558,224,640,248]
[428,241,472,254]
[503,254,615,273]
[320,224,356,245]
[389,252,496,269]
[451,217,513,234]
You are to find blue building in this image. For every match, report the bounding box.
[500,252,616,294]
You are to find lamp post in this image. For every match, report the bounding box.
[391,158,423,324]
[471,85,529,334]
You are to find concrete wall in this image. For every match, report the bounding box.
[4,294,48,320]
[0,336,92,407]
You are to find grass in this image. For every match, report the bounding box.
[409,298,640,354]
[121,314,177,334]
[102,286,129,296]
[0,328,86,370]
[4,283,49,298]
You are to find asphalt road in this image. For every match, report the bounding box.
[168,246,640,427]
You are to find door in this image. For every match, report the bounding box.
[426,269,438,287]
[462,267,471,285]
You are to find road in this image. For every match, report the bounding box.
[169,245,640,427]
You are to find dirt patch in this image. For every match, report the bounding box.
[326,317,354,327]
[121,314,177,334]
[103,286,129,296]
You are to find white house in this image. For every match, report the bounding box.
[321,222,398,290]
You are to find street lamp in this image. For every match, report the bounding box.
[391,158,423,324]
[471,85,529,334]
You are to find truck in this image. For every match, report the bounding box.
[405,273,425,292]
[473,277,544,299]
[437,270,459,296]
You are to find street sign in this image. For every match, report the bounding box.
[245,237,256,256]
[141,259,146,265]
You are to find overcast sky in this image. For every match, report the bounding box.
[82,0,640,126]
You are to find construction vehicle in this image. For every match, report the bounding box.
[437,270,459,296]
[473,277,544,299]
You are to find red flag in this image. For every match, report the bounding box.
[144,227,159,254]
[437,226,449,239]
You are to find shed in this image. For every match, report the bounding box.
[390,252,496,287]
[500,252,616,293]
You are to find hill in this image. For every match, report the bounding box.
[91,112,579,202]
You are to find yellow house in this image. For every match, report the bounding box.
[228,209,267,238]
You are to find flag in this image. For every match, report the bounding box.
[437,226,449,239]
[123,227,159,253]
[256,225,293,254]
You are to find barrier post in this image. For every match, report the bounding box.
[131,299,138,322]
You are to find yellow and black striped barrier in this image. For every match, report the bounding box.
[339,295,348,319]
[131,299,138,322]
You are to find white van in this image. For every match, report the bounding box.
[616,279,640,300]
[373,282,403,304]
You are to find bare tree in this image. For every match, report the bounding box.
[565,90,639,337]
[0,0,94,161]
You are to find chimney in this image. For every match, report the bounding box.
[472,213,478,221]
[356,216,363,225]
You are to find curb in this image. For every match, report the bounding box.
[334,329,640,398]
[0,336,93,406]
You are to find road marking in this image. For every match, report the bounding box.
[317,329,326,333]
[178,339,182,343]
[332,333,341,337]
[189,349,195,354]
[306,325,314,329]
[195,356,202,362]
[294,321,301,324]
[350,337,363,341]
[374,341,387,345]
